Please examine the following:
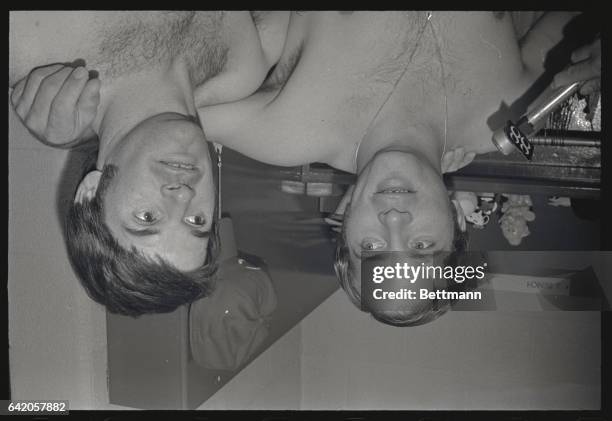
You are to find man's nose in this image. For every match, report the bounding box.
[378,208,413,227]
[379,209,413,251]
[161,184,195,202]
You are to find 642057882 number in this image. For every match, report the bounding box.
[1,400,69,415]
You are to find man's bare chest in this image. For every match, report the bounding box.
[385,12,533,153]
[10,11,226,85]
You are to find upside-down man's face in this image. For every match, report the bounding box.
[103,112,215,271]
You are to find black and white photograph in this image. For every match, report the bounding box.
[6,10,609,417]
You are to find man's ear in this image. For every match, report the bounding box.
[441,147,476,174]
[75,170,102,204]
[451,199,467,232]
[334,184,355,217]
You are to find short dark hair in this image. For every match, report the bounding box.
[66,164,220,317]
[333,202,469,327]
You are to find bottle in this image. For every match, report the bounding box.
[491,82,582,159]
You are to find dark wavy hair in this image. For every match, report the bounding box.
[66,164,220,317]
[334,202,468,327]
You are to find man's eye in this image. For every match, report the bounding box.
[411,240,434,250]
[184,215,206,227]
[361,239,385,251]
[134,211,158,224]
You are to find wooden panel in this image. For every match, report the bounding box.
[107,307,190,409]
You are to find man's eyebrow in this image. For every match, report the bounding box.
[124,226,160,237]
[191,230,210,239]
[124,226,210,239]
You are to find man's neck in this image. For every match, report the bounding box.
[93,60,197,169]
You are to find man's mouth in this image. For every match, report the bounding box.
[376,188,414,194]
[159,160,198,171]
[375,177,415,194]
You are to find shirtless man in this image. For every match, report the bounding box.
[198,11,600,326]
[12,12,600,324]
[199,11,600,326]
[9,11,290,315]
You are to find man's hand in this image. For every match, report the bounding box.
[553,38,601,95]
[10,64,101,147]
